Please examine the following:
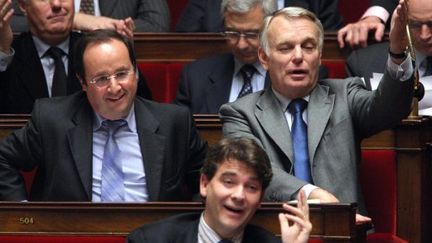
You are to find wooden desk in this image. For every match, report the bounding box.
[132,32,352,62]
[0,202,365,243]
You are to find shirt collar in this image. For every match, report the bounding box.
[271,87,310,112]
[93,104,137,133]
[233,58,266,78]
[198,212,243,243]
[32,35,70,58]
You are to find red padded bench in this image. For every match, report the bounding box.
[0,235,124,243]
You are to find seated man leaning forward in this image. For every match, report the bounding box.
[0,29,207,202]
[127,137,312,243]
[220,3,413,223]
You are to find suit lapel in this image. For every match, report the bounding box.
[255,89,293,162]
[15,33,49,99]
[175,218,199,243]
[134,99,165,201]
[67,96,94,199]
[307,83,334,163]
[205,54,235,113]
[99,0,117,16]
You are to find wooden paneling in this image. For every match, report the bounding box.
[0,202,365,243]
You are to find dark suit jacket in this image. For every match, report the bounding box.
[126,212,280,243]
[370,0,398,16]
[0,31,151,114]
[220,70,413,214]
[345,42,389,90]
[173,53,328,114]
[11,0,170,32]
[0,91,207,201]
[175,0,342,32]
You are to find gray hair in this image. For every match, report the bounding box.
[259,7,324,55]
[221,0,277,17]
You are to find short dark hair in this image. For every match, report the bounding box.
[201,138,273,189]
[73,29,137,83]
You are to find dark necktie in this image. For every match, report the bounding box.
[101,119,127,202]
[237,65,256,98]
[79,0,95,15]
[46,47,67,97]
[288,99,312,183]
[423,56,432,77]
[218,240,234,243]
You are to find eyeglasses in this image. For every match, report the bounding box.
[223,30,259,43]
[409,20,432,31]
[89,69,134,87]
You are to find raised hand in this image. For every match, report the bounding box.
[279,190,312,243]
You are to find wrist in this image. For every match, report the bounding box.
[388,48,407,59]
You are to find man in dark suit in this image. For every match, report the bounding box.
[127,138,311,243]
[11,0,170,33]
[0,29,207,202]
[176,0,343,32]
[346,0,432,115]
[173,0,328,114]
[0,0,151,114]
[220,5,413,222]
[337,0,399,48]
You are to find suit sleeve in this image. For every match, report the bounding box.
[220,103,308,201]
[172,63,192,110]
[175,0,207,32]
[369,0,399,15]
[133,0,170,32]
[348,69,413,138]
[0,101,43,200]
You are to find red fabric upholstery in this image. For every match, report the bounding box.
[321,59,346,79]
[167,0,189,31]
[338,0,368,25]
[138,62,185,103]
[367,233,408,243]
[360,150,397,234]
[0,235,124,243]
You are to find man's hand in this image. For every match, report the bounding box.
[356,213,372,225]
[308,187,339,203]
[279,190,312,243]
[337,16,386,49]
[0,0,13,54]
[73,13,135,39]
[389,0,408,64]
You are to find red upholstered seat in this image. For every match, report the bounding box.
[360,150,408,242]
[167,0,189,31]
[0,235,125,243]
[138,62,185,103]
[321,59,346,78]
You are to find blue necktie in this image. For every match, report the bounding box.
[237,65,256,98]
[101,119,127,202]
[288,99,312,183]
[423,56,432,77]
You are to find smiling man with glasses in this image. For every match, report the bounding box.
[0,29,208,202]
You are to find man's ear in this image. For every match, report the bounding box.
[258,47,269,71]
[199,174,209,198]
[17,0,27,16]
[77,74,87,91]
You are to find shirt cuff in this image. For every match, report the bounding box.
[300,184,319,199]
[0,48,15,72]
[386,54,413,81]
[362,6,390,23]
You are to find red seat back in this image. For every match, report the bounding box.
[0,235,125,243]
[360,150,397,234]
